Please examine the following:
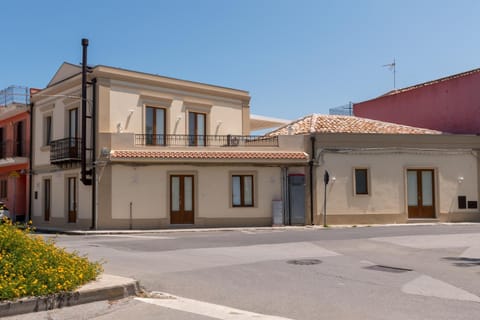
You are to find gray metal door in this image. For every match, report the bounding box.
[289,175,305,225]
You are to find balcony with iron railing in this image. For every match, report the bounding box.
[134,134,279,147]
[50,138,82,164]
[0,140,29,159]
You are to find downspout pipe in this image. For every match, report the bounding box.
[91,78,97,230]
[27,101,34,222]
[309,134,315,225]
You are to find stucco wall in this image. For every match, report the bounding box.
[315,151,479,219]
[353,71,480,134]
[33,85,94,167]
[31,168,92,225]
[108,85,244,136]
[109,164,281,223]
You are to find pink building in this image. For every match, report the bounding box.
[353,68,480,134]
[0,86,31,221]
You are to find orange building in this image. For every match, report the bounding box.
[0,86,31,221]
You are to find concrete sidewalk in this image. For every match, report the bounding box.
[36,222,480,236]
[0,274,140,318]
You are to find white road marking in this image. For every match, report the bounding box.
[145,242,340,273]
[136,291,294,320]
[97,234,175,240]
[372,233,480,260]
[241,230,257,234]
[402,275,480,303]
[371,233,480,250]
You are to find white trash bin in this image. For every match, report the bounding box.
[272,200,284,226]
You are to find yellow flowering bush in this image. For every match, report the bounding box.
[0,219,102,300]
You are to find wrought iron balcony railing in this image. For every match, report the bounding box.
[50,138,81,164]
[135,134,279,147]
[0,140,28,158]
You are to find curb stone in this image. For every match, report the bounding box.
[0,274,140,318]
[35,222,480,236]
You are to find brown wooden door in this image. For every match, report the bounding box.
[44,179,51,221]
[407,169,435,218]
[170,175,194,224]
[68,177,77,223]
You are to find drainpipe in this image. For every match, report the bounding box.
[91,78,97,230]
[27,101,34,222]
[282,167,289,225]
[309,134,315,225]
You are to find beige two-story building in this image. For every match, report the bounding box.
[30,63,308,230]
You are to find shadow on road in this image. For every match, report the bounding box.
[442,257,480,267]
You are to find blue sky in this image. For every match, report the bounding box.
[2,0,480,120]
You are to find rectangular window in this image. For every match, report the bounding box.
[188,112,206,146]
[69,108,78,139]
[0,127,4,159]
[0,180,7,198]
[354,168,369,195]
[68,108,79,158]
[45,116,52,146]
[14,121,24,157]
[145,106,166,145]
[232,175,254,207]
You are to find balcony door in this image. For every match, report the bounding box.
[407,169,435,219]
[14,121,24,157]
[0,127,4,158]
[69,108,79,158]
[170,175,194,224]
[67,177,77,223]
[188,112,206,146]
[146,106,165,145]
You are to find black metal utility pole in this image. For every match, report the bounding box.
[81,38,92,186]
[323,170,329,227]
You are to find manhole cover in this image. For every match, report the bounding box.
[364,265,412,273]
[287,259,322,265]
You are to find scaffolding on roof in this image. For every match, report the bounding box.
[0,85,29,107]
[329,102,353,116]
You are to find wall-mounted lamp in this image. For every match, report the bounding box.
[331,176,336,182]
[176,115,182,122]
[458,176,464,184]
[128,109,135,115]
[216,120,223,126]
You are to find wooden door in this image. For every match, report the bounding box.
[188,112,206,146]
[68,177,77,223]
[407,169,435,218]
[170,175,194,224]
[44,179,51,221]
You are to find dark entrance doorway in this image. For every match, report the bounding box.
[288,174,305,225]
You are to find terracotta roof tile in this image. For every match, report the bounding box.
[110,150,308,161]
[267,114,442,136]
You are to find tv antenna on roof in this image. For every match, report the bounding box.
[382,59,396,89]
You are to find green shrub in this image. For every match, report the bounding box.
[0,219,102,300]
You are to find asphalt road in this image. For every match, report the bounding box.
[8,224,480,320]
